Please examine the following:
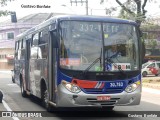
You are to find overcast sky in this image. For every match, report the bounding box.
[0,0,160,22]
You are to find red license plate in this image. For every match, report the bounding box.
[97,96,111,101]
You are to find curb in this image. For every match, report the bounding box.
[143,83,160,90]
[0,71,11,74]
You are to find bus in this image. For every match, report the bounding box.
[13,15,144,111]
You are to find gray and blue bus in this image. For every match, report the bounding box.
[13,15,144,111]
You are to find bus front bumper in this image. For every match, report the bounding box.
[56,84,141,107]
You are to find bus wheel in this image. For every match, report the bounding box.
[142,71,147,77]
[41,87,52,112]
[20,79,27,97]
[102,106,114,111]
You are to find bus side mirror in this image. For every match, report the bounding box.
[50,30,59,48]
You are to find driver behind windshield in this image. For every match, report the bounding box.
[105,45,121,58]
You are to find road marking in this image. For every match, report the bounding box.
[2,100,20,120]
[142,87,160,94]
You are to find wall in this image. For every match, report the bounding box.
[0,48,14,70]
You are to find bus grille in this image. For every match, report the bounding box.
[82,88,123,94]
[86,98,120,105]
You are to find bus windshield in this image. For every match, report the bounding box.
[59,21,139,71]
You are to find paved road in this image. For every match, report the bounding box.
[0,71,160,120]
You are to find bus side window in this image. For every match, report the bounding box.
[39,31,47,45]
[21,39,25,59]
[15,41,19,59]
[38,31,48,59]
[32,33,39,46]
[38,45,48,59]
[31,47,38,59]
[18,40,22,60]
[22,39,26,48]
[31,33,39,59]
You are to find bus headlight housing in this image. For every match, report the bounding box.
[61,80,81,93]
[125,81,141,93]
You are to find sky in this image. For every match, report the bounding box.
[0,0,160,22]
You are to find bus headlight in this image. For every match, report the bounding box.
[125,81,141,93]
[61,80,81,93]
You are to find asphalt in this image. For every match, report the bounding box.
[0,70,13,119]
[0,101,6,110]
[0,71,12,78]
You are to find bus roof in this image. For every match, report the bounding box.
[16,15,137,40]
[56,15,137,24]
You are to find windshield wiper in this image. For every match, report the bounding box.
[83,48,102,74]
[83,57,100,74]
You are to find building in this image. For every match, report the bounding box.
[141,17,160,62]
[0,13,65,70]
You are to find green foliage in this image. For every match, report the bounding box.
[0,0,13,6]
[100,0,149,26]
[0,10,10,17]
[141,24,160,31]
[150,40,157,50]
[118,0,137,20]
[0,0,14,17]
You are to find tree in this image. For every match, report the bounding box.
[0,0,14,17]
[150,39,157,50]
[100,0,150,27]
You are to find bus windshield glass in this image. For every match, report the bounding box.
[59,21,139,71]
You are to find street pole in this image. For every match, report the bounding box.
[70,0,88,15]
[86,0,88,15]
[90,9,92,15]
[61,4,76,14]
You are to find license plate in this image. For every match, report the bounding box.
[97,96,111,101]
[106,81,124,88]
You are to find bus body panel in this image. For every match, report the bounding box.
[56,84,141,107]
[25,39,31,91]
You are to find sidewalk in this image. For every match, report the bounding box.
[142,87,160,94]
[0,70,12,74]
[0,71,11,78]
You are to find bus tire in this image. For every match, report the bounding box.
[20,77,27,97]
[102,106,114,111]
[41,85,52,112]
